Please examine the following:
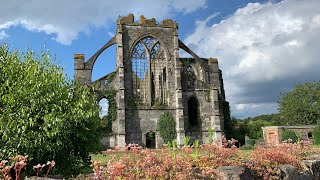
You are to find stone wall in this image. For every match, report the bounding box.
[216,159,320,180]
[262,126,315,145]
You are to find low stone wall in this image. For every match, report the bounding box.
[217,160,320,180]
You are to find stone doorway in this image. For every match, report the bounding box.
[188,96,199,127]
[146,132,156,149]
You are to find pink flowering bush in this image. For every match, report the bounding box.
[0,155,55,179]
[244,143,314,179]
[102,143,241,179]
[104,149,197,179]
[99,140,320,180]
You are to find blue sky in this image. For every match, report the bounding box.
[1,0,319,119]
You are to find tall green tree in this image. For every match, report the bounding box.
[0,45,103,177]
[222,101,234,139]
[157,112,176,143]
[279,81,320,125]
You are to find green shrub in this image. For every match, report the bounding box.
[245,139,255,146]
[281,129,299,143]
[0,45,103,177]
[313,124,320,145]
[157,112,176,143]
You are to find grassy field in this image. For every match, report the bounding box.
[312,144,320,148]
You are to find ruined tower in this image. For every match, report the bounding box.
[74,14,226,148]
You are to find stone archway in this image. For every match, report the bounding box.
[146,132,156,149]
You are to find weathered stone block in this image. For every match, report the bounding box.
[303,160,320,179]
[216,166,254,180]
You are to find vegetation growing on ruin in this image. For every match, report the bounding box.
[313,122,320,145]
[157,112,176,143]
[281,129,300,143]
[179,57,195,67]
[101,87,117,133]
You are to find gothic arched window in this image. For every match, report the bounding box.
[185,65,196,88]
[131,36,167,106]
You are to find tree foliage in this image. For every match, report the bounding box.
[0,45,103,177]
[313,122,320,145]
[222,101,233,139]
[279,81,320,125]
[230,114,277,145]
[157,112,176,143]
[281,129,299,143]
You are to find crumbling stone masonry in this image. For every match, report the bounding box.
[262,126,315,145]
[74,14,226,148]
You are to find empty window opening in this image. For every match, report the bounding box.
[308,132,313,139]
[98,98,109,118]
[188,97,199,127]
[131,36,167,105]
[99,98,112,132]
[185,65,195,88]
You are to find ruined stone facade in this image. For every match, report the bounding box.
[74,15,226,148]
[262,126,315,145]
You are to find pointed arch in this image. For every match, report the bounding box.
[188,96,200,128]
[84,36,117,82]
[130,35,169,106]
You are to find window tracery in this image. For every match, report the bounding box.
[185,65,196,88]
[131,36,167,106]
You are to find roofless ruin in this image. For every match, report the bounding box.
[74,14,226,148]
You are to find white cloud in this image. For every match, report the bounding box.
[235,103,278,118]
[0,0,206,45]
[0,30,8,39]
[185,0,320,118]
[99,99,109,118]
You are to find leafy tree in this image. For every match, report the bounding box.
[222,101,233,139]
[231,114,276,145]
[279,81,320,125]
[232,119,248,145]
[246,119,272,139]
[157,112,176,143]
[0,45,103,177]
[281,129,299,143]
[313,122,320,145]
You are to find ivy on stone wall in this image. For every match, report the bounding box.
[157,112,176,143]
[222,100,234,139]
[128,95,137,110]
[205,91,211,102]
[180,58,195,67]
[104,69,117,86]
[101,87,117,133]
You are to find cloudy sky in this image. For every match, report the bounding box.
[1,0,319,118]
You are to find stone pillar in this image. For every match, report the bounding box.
[115,22,126,148]
[74,54,90,85]
[173,29,185,147]
[211,88,223,145]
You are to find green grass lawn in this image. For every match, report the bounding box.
[90,153,110,165]
[90,151,127,165]
[312,144,320,148]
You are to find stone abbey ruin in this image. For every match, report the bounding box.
[74,14,226,148]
